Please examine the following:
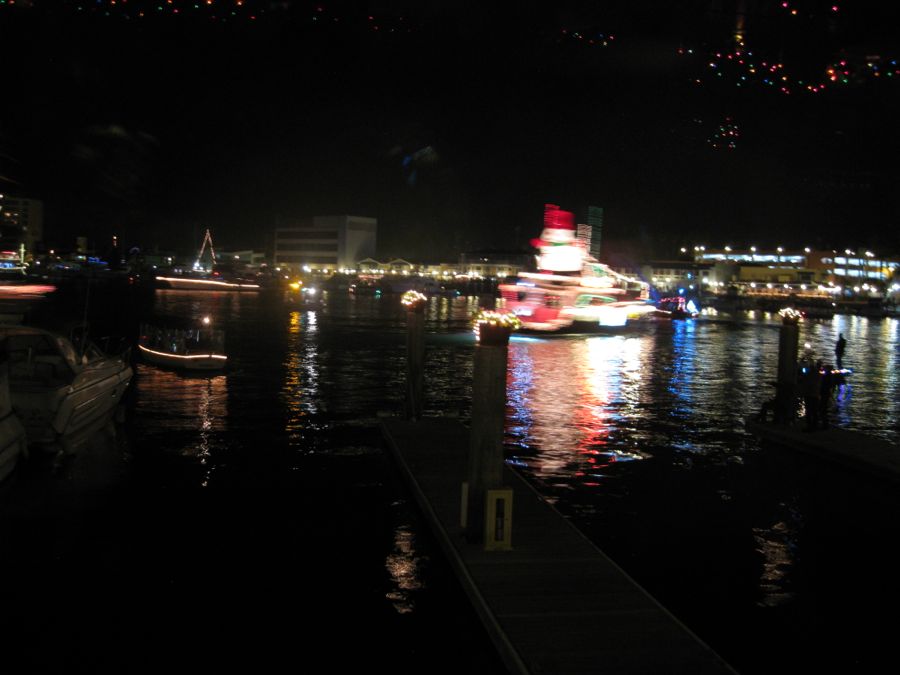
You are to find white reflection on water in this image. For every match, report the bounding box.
[752,498,802,608]
[133,364,229,486]
[385,525,426,614]
[753,522,795,607]
[282,310,321,445]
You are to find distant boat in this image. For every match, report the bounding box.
[1,325,133,453]
[138,317,227,371]
[155,228,261,292]
[656,296,699,319]
[286,280,324,309]
[154,273,262,291]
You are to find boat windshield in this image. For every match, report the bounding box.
[3,331,79,382]
[55,336,82,369]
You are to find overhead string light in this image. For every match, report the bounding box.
[557,27,615,49]
[681,40,900,96]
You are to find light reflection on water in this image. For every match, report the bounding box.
[283,310,321,445]
[127,291,899,673]
[384,525,427,614]
[500,312,899,673]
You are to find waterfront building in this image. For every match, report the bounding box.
[639,260,712,293]
[273,215,376,273]
[694,247,899,287]
[0,194,43,260]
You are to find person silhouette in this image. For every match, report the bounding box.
[835,333,847,369]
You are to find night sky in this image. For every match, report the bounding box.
[2,0,900,261]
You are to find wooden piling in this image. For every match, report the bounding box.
[405,303,425,421]
[465,322,511,543]
[775,311,800,424]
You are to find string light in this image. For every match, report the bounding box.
[778,307,803,323]
[400,290,428,308]
[473,310,522,341]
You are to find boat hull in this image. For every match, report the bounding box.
[138,345,227,371]
[155,276,260,292]
[13,363,133,447]
[2,325,133,453]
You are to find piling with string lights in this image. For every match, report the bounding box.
[775,307,803,423]
[464,309,521,548]
[401,291,428,421]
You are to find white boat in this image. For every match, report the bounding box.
[498,205,659,333]
[0,355,28,481]
[138,317,227,371]
[1,326,133,453]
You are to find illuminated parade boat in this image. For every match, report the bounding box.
[138,317,227,371]
[154,228,261,292]
[154,273,261,292]
[498,205,659,332]
[0,326,133,453]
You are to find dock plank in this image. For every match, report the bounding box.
[745,419,900,482]
[381,417,737,675]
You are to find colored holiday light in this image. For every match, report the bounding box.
[707,116,740,150]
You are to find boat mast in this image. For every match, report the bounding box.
[194,228,218,271]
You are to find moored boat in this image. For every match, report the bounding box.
[0,325,133,453]
[0,352,28,481]
[138,317,227,371]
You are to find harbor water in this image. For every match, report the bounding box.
[2,285,899,673]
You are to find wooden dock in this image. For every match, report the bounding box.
[381,417,737,675]
[745,418,900,483]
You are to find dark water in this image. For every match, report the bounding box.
[2,286,899,673]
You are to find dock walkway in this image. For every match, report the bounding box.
[745,418,900,483]
[381,417,736,675]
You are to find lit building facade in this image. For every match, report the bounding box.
[273,215,376,272]
[639,260,712,292]
[0,194,43,260]
[694,247,899,286]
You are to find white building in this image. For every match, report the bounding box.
[274,215,377,272]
